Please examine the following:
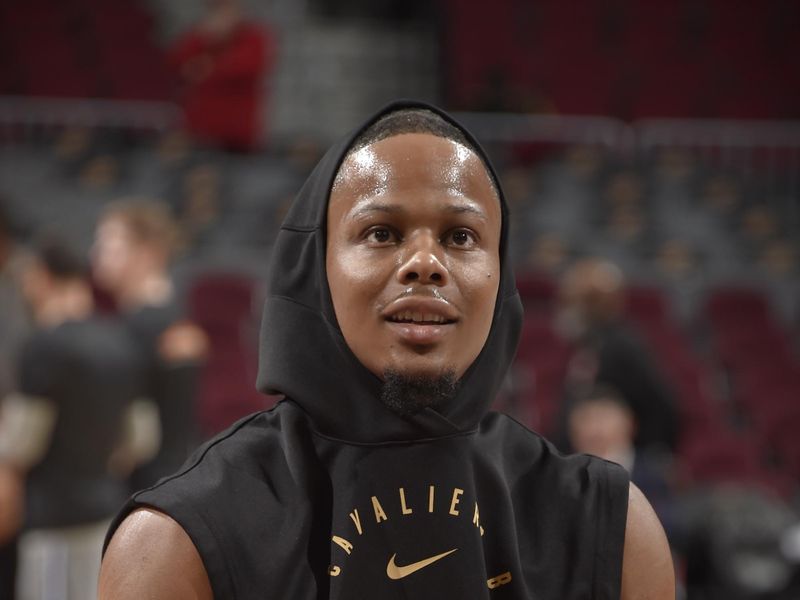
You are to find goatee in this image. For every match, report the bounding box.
[379,369,459,417]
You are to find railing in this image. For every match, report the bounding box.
[0,95,797,213]
[0,96,183,139]
[455,112,800,162]
[3,95,799,154]
[635,118,800,151]
[636,117,800,201]
[455,112,800,227]
[452,112,633,151]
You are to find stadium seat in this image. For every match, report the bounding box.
[188,273,269,436]
[679,427,764,486]
[625,285,670,326]
[515,272,557,315]
[516,315,571,371]
[705,286,771,328]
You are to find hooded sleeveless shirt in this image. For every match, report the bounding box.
[104,100,629,599]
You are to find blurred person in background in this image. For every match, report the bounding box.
[0,236,143,600]
[0,201,30,600]
[555,258,679,454]
[92,201,208,491]
[168,0,274,152]
[567,384,674,537]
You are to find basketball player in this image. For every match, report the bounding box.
[100,102,674,598]
[3,238,142,599]
[92,201,207,491]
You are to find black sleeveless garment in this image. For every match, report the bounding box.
[105,100,629,599]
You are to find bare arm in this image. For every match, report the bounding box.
[98,508,213,600]
[0,394,57,469]
[621,483,675,600]
[107,399,161,476]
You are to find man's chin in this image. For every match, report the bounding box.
[378,368,459,417]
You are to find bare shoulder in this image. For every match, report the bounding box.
[621,483,675,600]
[99,508,213,600]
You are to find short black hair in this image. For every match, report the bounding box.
[350,109,473,153]
[32,234,88,281]
[343,108,500,197]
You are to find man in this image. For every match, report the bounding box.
[567,384,674,538]
[0,237,142,599]
[100,102,674,598]
[556,258,679,453]
[92,201,207,490]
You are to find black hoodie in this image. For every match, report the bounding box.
[105,100,629,599]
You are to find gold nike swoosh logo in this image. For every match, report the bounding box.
[386,548,458,580]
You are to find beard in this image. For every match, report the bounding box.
[379,368,459,417]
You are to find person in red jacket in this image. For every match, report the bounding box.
[168,0,274,151]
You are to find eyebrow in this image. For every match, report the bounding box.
[446,204,487,220]
[350,202,403,220]
[349,200,488,221]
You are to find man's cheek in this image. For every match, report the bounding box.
[457,262,500,305]
[338,249,386,285]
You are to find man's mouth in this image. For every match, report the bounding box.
[382,296,459,345]
[382,295,459,324]
[387,311,456,325]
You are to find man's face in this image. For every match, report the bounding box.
[568,399,635,459]
[91,216,138,295]
[326,133,501,381]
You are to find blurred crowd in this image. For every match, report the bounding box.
[2,133,799,596]
[0,0,799,599]
[0,200,217,598]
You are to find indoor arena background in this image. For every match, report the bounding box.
[0,1,799,598]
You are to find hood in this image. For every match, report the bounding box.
[257,99,523,443]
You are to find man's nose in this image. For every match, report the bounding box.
[396,232,449,285]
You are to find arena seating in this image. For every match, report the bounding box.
[188,272,275,437]
[0,0,171,100]
[441,0,800,119]
[2,3,799,593]
[1,133,795,467]
[0,0,798,519]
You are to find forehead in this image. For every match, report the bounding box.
[96,216,139,250]
[572,399,630,419]
[97,216,128,237]
[329,133,500,218]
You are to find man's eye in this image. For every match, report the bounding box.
[446,229,476,247]
[366,227,395,244]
